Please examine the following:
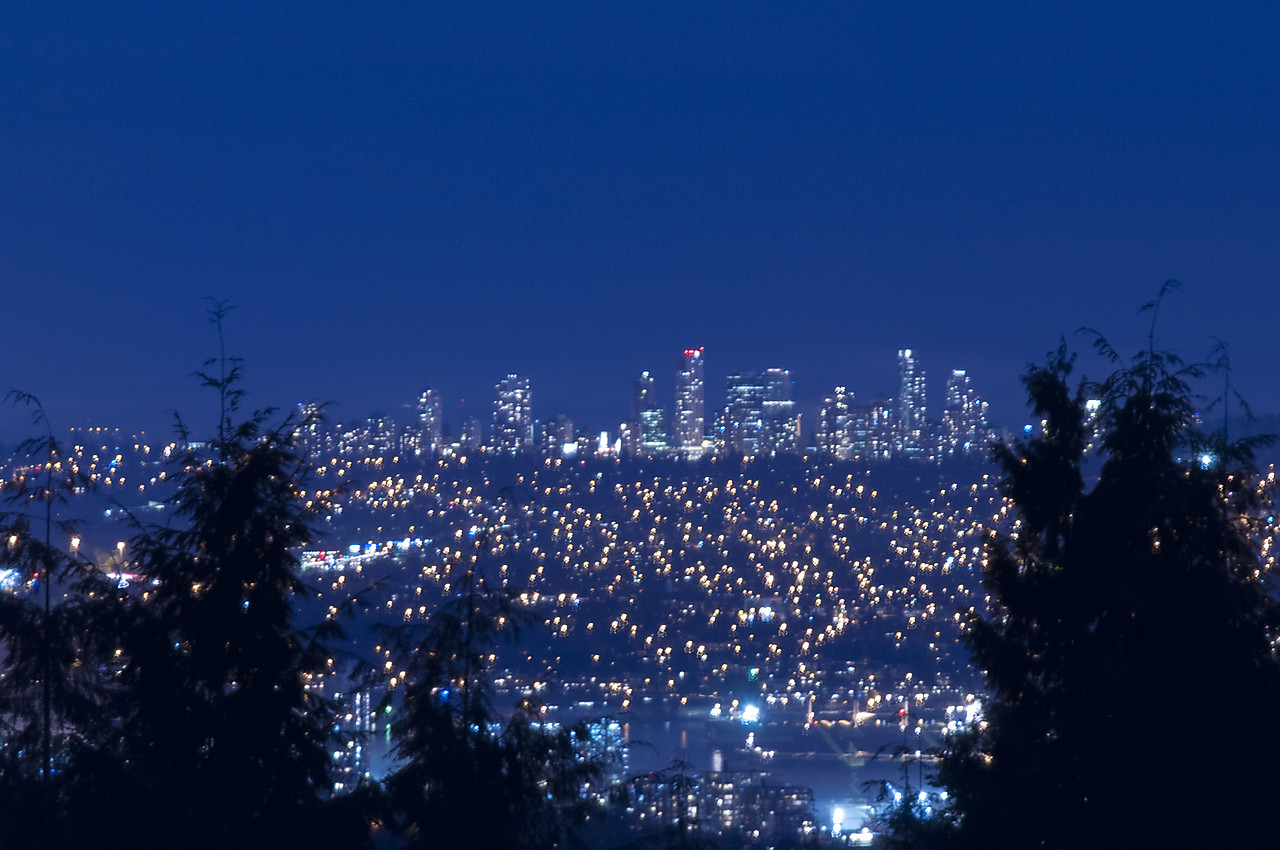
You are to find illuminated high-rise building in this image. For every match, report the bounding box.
[617,419,641,457]
[415,388,443,456]
[632,371,655,421]
[294,401,325,455]
[851,397,895,460]
[941,369,990,456]
[492,374,533,453]
[632,370,670,455]
[543,414,575,456]
[725,371,765,455]
[459,414,483,452]
[365,413,398,455]
[723,368,796,456]
[639,409,669,456]
[898,348,927,459]
[816,388,852,457]
[331,690,373,792]
[759,368,797,455]
[674,348,705,457]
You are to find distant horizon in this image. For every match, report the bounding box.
[6,338,1276,449]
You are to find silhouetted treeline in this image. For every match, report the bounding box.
[926,316,1280,847]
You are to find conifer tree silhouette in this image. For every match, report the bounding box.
[938,288,1280,848]
[0,392,111,846]
[110,307,365,850]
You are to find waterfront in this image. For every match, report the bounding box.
[559,701,951,831]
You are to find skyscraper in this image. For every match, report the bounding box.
[617,419,641,457]
[492,374,533,453]
[674,348,706,458]
[632,371,654,421]
[633,370,669,456]
[543,414,575,456]
[725,371,766,455]
[759,368,797,455]
[415,387,443,456]
[726,368,797,456]
[816,387,852,457]
[294,401,325,456]
[898,348,927,459]
[459,414,483,452]
[639,409,669,456]
[851,397,895,461]
[365,413,398,455]
[941,369,990,456]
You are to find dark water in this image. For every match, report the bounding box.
[587,704,946,830]
[361,699,946,830]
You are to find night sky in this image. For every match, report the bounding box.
[3,2,1278,438]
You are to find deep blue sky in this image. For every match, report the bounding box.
[3,2,1278,438]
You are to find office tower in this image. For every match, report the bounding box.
[639,408,669,455]
[816,387,852,457]
[415,388,443,456]
[674,348,705,458]
[725,371,766,455]
[632,370,670,455]
[709,406,731,455]
[331,690,373,792]
[544,414,575,456]
[617,419,641,457]
[365,413,398,455]
[459,415,483,451]
[942,370,967,454]
[632,371,654,421]
[294,401,325,456]
[942,369,991,456]
[723,368,796,456]
[759,368,797,455]
[851,397,895,460]
[898,348,927,459]
[492,374,533,453]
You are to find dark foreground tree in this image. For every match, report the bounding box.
[86,311,374,850]
[937,331,1280,848]
[381,512,602,850]
[107,405,373,850]
[0,393,121,847]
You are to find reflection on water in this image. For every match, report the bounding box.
[594,705,945,829]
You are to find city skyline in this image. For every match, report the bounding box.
[0,336,1259,453]
[298,343,998,463]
